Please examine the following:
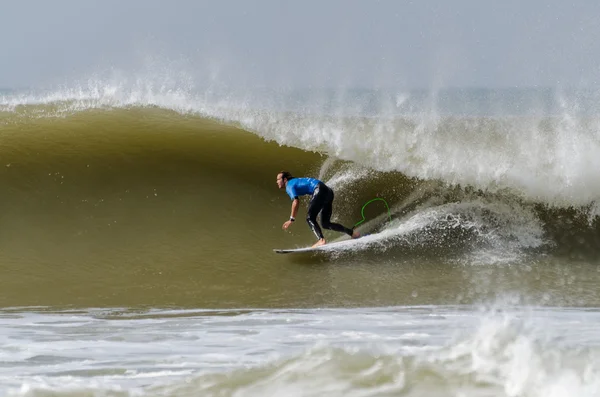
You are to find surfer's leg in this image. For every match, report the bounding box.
[306,215,324,240]
[306,188,326,240]
[320,190,353,236]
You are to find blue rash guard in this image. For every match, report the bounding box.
[285,177,321,200]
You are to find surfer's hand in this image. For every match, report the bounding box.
[282,220,293,230]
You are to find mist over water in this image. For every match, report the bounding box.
[4,73,600,207]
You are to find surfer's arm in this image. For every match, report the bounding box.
[290,198,299,220]
[282,198,299,230]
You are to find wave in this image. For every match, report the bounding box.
[3,80,600,209]
[1,82,600,308]
[0,101,597,261]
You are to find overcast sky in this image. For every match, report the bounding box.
[2,0,599,90]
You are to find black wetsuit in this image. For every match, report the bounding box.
[306,182,353,240]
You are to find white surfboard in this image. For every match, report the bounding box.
[273,235,370,254]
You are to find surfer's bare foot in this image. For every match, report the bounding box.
[312,238,326,248]
[351,230,360,239]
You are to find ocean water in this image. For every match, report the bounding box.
[2,78,600,396]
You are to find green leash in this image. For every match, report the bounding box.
[354,198,392,228]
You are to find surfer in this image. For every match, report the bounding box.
[277,171,360,247]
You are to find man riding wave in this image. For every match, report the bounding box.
[276,171,360,247]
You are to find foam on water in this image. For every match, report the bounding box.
[3,307,600,397]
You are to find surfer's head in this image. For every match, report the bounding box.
[276,171,293,188]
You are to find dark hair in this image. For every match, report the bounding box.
[279,171,294,181]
